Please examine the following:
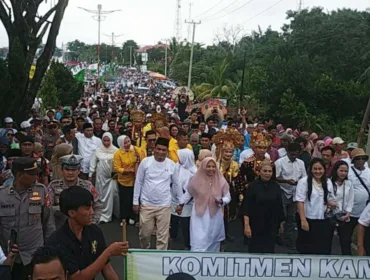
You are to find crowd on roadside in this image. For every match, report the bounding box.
[0,68,370,280]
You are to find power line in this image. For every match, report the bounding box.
[192,0,224,19]
[203,0,255,22]
[241,0,285,24]
[201,0,240,20]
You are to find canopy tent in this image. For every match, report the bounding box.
[149,72,167,80]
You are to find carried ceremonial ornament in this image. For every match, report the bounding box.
[172,86,194,103]
[130,110,146,145]
[213,128,244,160]
[250,131,272,148]
[151,113,168,133]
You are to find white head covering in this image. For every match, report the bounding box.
[117,135,134,151]
[99,132,118,154]
[177,149,197,193]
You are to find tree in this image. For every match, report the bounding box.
[122,40,139,66]
[0,0,69,121]
[37,69,60,111]
[49,61,83,106]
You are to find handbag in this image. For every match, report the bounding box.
[324,182,347,225]
[351,167,370,205]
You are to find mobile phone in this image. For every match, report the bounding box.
[9,229,17,249]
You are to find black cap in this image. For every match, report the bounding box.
[156,137,169,148]
[166,273,195,280]
[8,149,22,158]
[12,158,40,175]
[20,136,35,144]
[83,123,93,131]
[191,123,199,130]
[201,132,211,139]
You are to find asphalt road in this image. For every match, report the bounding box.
[96,218,343,280]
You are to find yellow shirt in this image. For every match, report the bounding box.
[113,147,146,187]
[168,138,193,163]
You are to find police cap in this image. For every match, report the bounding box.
[59,155,82,170]
[12,158,40,175]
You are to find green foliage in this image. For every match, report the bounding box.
[169,7,370,137]
[49,61,83,106]
[37,69,59,110]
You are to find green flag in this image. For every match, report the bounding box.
[74,69,85,82]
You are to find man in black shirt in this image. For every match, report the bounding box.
[47,187,128,280]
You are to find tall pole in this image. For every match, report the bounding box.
[104,33,124,62]
[129,46,132,67]
[185,20,201,88]
[78,5,121,80]
[187,2,192,42]
[97,4,101,77]
[165,42,168,77]
[239,51,247,115]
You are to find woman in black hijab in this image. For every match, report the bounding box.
[243,159,285,253]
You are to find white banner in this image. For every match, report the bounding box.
[126,250,370,280]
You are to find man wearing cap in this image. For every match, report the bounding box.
[76,123,101,179]
[48,155,103,229]
[0,117,17,138]
[332,137,349,161]
[20,136,49,186]
[133,137,182,250]
[42,120,60,161]
[0,158,55,279]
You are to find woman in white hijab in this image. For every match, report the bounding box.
[89,132,119,223]
[170,149,197,250]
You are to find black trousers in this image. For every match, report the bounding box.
[118,184,136,222]
[337,217,370,255]
[170,215,190,249]
[296,218,333,255]
[12,263,32,280]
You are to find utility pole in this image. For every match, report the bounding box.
[78,5,121,79]
[129,46,133,67]
[187,2,192,42]
[104,32,124,61]
[298,0,304,11]
[239,51,247,115]
[185,20,201,88]
[161,38,169,77]
[174,0,182,42]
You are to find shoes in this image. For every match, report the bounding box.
[129,219,135,225]
[120,222,123,226]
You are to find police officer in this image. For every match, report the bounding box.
[48,155,103,229]
[0,158,55,280]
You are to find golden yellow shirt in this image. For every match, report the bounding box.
[113,147,146,186]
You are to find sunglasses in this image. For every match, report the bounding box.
[127,126,133,129]
[147,139,156,142]
[61,122,70,125]
[7,134,14,136]
[48,125,57,129]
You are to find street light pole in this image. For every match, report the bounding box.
[78,4,121,81]
[185,20,201,88]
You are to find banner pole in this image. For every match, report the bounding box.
[122,219,127,280]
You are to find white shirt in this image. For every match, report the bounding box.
[75,133,101,174]
[134,156,183,207]
[0,246,6,264]
[278,148,287,158]
[275,156,307,199]
[332,180,354,214]
[359,203,370,227]
[239,149,270,164]
[348,166,370,217]
[295,177,335,220]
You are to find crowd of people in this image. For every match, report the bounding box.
[0,68,369,279]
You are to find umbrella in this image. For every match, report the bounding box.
[149,72,167,80]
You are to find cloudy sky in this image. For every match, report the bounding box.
[0,0,368,48]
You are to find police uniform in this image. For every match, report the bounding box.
[0,158,55,279]
[48,155,103,229]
